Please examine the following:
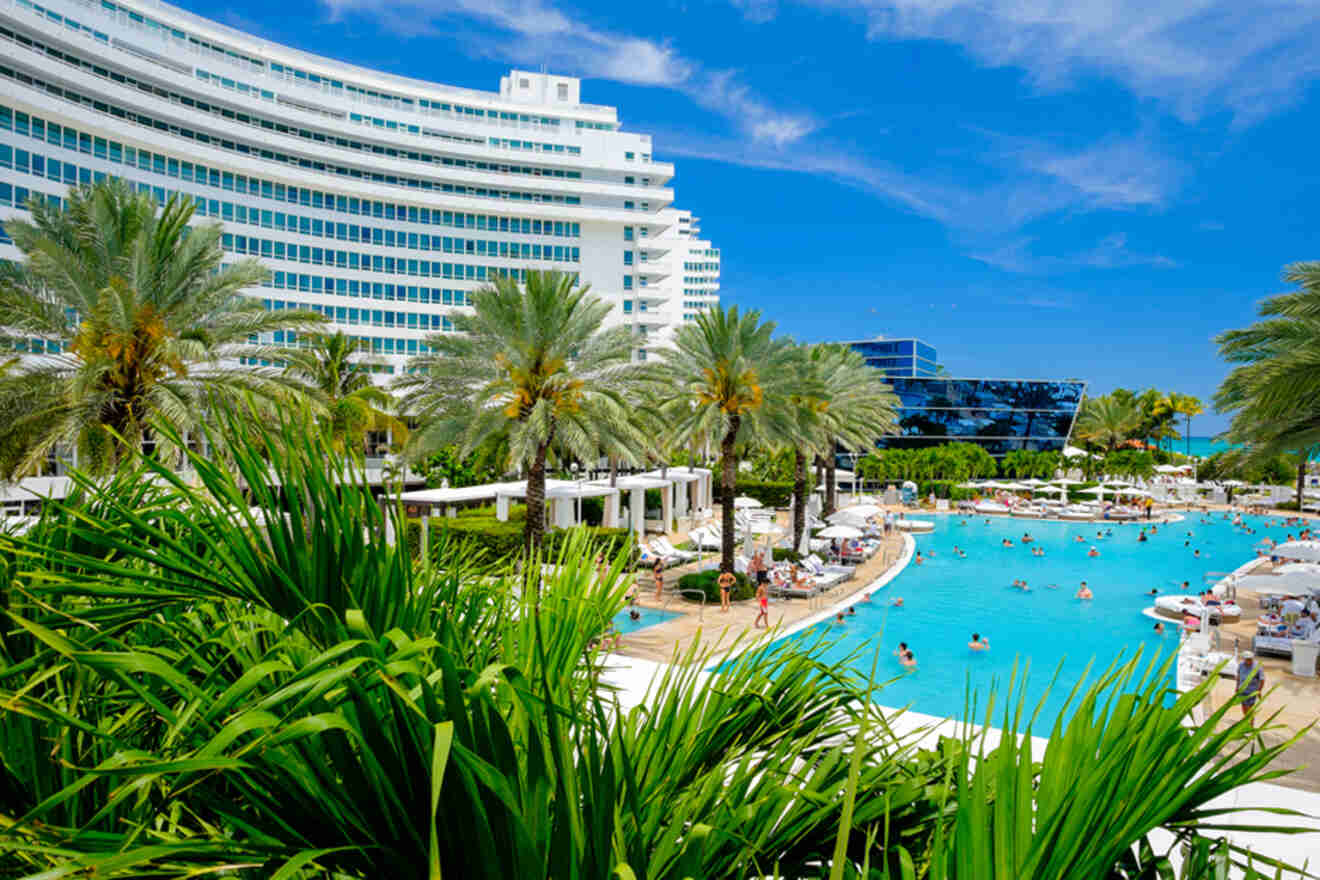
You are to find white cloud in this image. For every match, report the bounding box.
[318,0,816,145]
[972,233,1177,273]
[801,0,1320,125]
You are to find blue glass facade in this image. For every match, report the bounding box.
[878,377,1087,455]
[847,338,938,378]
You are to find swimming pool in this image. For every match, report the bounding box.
[613,606,682,635]
[770,512,1295,729]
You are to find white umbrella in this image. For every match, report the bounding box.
[1222,480,1247,487]
[1062,445,1088,458]
[826,510,868,525]
[1079,486,1106,495]
[1020,477,1046,486]
[1033,485,1067,495]
[1155,464,1190,473]
[999,482,1031,491]
[818,524,863,539]
[1052,478,1084,486]
[1115,487,1151,497]
[841,503,882,517]
[1237,574,1319,597]
[733,496,763,509]
[743,516,755,558]
[1275,562,1320,576]
[796,522,812,556]
[1274,540,1320,562]
[1105,480,1133,488]
[957,481,982,489]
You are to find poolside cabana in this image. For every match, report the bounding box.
[588,474,674,539]
[496,481,621,529]
[640,467,714,519]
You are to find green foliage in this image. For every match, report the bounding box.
[404,516,633,563]
[677,568,753,602]
[771,547,802,563]
[1197,450,1297,485]
[420,442,504,489]
[857,443,998,482]
[0,179,323,477]
[1074,394,1142,452]
[714,478,795,508]
[1100,449,1156,478]
[998,449,1061,479]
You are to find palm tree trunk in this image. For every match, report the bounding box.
[814,456,824,492]
[720,416,741,574]
[824,456,837,517]
[792,449,807,552]
[1185,414,1192,457]
[1297,449,1310,510]
[525,440,550,558]
[688,438,696,473]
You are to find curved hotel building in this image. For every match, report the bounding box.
[0,0,720,373]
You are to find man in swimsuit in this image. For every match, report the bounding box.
[1076,581,1093,600]
[968,633,990,651]
[754,581,768,628]
[717,569,735,612]
[900,649,917,669]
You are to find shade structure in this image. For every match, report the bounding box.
[826,510,868,526]
[1222,480,1247,487]
[841,503,882,517]
[957,481,982,489]
[1275,562,1320,576]
[1274,541,1320,563]
[1104,480,1133,488]
[733,496,763,509]
[818,524,863,539]
[1079,486,1106,495]
[1155,464,1192,473]
[1115,487,1151,497]
[1062,445,1088,458]
[1033,485,1068,495]
[1020,478,1046,486]
[1051,478,1084,486]
[999,482,1031,491]
[1237,573,1320,597]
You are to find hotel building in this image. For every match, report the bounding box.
[842,337,1086,456]
[0,0,719,373]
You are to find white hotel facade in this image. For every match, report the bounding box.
[0,0,720,374]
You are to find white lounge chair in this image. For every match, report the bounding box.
[653,535,698,562]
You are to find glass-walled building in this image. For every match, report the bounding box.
[843,339,1086,456]
[844,337,939,378]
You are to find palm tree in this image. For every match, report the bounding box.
[1216,262,1320,503]
[1072,394,1141,453]
[282,331,407,454]
[1166,391,1204,456]
[396,270,642,552]
[0,180,320,477]
[650,306,800,575]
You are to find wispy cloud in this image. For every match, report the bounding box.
[800,0,1320,126]
[729,0,780,23]
[318,0,817,146]
[972,233,1177,273]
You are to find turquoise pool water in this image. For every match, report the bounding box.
[771,512,1302,729]
[613,606,681,635]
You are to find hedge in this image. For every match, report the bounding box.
[677,569,753,603]
[404,517,635,563]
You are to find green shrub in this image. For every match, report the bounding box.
[677,569,753,603]
[404,518,635,564]
[716,479,795,509]
[771,548,801,563]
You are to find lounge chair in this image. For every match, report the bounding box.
[1253,635,1294,657]
[653,535,699,562]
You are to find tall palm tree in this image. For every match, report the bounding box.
[396,270,643,552]
[0,180,320,477]
[1166,391,1204,456]
[1072,394,1141,453]
[650,306,800,574]
[282,331,407,454]
[1216,261,1320,503]
[795,345,897,542]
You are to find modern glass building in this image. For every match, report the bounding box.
[844,340,1086,456]
[844,337,939,377]
[0,0,719,372]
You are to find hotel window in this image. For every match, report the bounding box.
[557,83,568,100]
[622,301,633,314]
[623,226,634,241]
[625,151,634,161]
[623,251,633,266]
[624,201,635,210]
[623,276,633,290]
[625,176,634,184]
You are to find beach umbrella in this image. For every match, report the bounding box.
[1033,485,1067,495]
[1275,562,1320,576]
[1105,480,1133,488]
[1020,477,1046,486]
[1273,540,1320,562]
[733,496,763,509]
[999,482,1031,491]
[826,510,867,526]
[818,524,863,539]
[842,503,882,517]
[1052,478,1084,486]
[1116,487,1151,497]
[1237,574,1319,597]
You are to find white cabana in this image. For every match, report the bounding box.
[589,474,674,539]
[641,467,713,519]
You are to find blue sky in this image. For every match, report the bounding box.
[188,0,1320,433]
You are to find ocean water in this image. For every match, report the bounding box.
[767,512,1296,730]
[1160,436,1238,459]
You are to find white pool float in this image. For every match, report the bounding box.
[972,502,1010,515]
[894,519,934,533]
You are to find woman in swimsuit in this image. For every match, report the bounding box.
[717,569,735,612]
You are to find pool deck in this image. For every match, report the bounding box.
[602,500,1320,871]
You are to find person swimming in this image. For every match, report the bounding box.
[1076,581,1093,600]
[900,649,917,669]
[835,612,846,625]
[893,641,909,657]
[915,551,924,564]
[861,592,872,602]
[1147,587,1159,595]
[968,632,990,651]
[1002,538,1014,548]
[1075,535,1086,543]
[1138,531,1148,543]
[629,608,641,621]
[1088,546,1100,557]
[1153,622,1165,635]
[847,606,857,616]
[1193,549,1201,558]
[891,596,904,607]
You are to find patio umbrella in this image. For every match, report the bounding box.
[818,524,863,539]
[1273,540,1320,563]
[1275,562,1320,576]
[999,482,1031,491]
[733,496,763,509]
[1115,488,1151,497]
[1033,485,1067,495]
[1021,478,1046,486]
[1237,574,1319,596]
[826,510,868,525]
[796,522,812,556]
[841,503,882,517]
[1079,485,1105,503]
[1052,478,1084,486]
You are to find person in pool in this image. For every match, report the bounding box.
[834,611,846,625]
[629,608,642,622]
[915,551,924,564]
[1075,535,1086,543]
[1002,538,1014,548]
[847,606,857,616]
[894,641,909,657]
[861,592,872,602]
[1193,549,1202,558]
[891,596,905,607]
[1088,546,1101,557]
[1076,582,1093,600]
[1147,587,1159,595]
[900,649,917,669]
[1138,531,1148,543]
[1022,533,1034,543]
[968,633,990,651]
[1153,622,1165,635]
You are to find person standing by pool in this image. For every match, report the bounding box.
[754,580,769,628]
[653,557,665,602]
[968,633,990,651]
[717,569,735,612]
[1236,652,1264,718]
